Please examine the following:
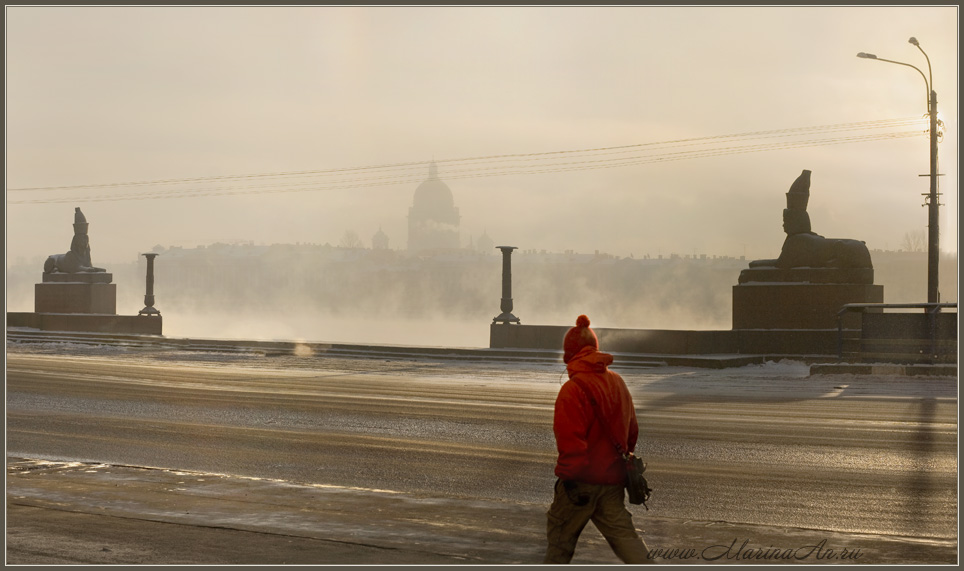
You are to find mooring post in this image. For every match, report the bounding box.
[493,246,520,324]
[138,253,160,316]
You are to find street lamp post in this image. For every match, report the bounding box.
[857,37,941,304]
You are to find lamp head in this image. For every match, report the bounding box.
[856,52,877,59]
[908,37,919,46]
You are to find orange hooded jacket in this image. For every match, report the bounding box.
[552,345,639,486]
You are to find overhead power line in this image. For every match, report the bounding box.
[8,117,928,204]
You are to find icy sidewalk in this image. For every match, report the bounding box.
[7,457,956,565]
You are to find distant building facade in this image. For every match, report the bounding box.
[408,162,460,253]
[372,227,389,250]
[476,230,494,253]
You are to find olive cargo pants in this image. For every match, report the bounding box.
[544,479,653,564]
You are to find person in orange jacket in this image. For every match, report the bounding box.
[543,315,653,564]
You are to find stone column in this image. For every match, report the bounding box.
[138,253,160,316]
[492,246,520,324]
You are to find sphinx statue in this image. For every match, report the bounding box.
[734,169,882,330]
[43,207,107,274]
[747,170,872,271]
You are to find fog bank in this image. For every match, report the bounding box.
[6,247,955,349]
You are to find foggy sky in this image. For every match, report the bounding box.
[5,5,959,268]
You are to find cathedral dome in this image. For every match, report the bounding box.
[408,161,460,252]
[412,162,455,214]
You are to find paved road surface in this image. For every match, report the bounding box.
[6,342,958,564]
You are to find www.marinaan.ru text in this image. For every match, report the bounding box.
[649,539,863,562]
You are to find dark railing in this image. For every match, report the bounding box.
[836,302,957,360]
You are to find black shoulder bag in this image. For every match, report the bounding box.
[571,377,652,509]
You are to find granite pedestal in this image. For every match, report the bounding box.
[35,281,117,314]
[732,267,883,330]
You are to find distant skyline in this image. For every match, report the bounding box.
[6,5,958,270]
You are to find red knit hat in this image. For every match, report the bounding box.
[563,314,598,363]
